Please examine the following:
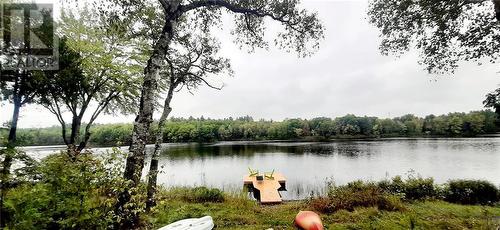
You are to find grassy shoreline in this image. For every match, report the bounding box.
[151,189,500,229]
[151,177,500,229]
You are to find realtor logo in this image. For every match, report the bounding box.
[0,3,58,71]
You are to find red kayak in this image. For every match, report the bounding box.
[294,211,324,230]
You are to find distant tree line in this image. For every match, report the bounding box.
[3,111,498,147]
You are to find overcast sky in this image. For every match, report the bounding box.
[1,0,500,128]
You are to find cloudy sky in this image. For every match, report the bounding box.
[1,0,500,128]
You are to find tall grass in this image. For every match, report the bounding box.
[377,175,438,200]
[158,187,225,203]
[308,181,405,213]
[308,176,500,214]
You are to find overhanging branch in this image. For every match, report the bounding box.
[181,0,291,24]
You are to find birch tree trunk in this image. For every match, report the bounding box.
[123,23,173,186]
[145,84,175,211]
[117,17,175,227]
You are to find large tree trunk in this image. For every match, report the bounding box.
[145,85,175,211]
[68,115,82,157]
[70,116,81,144]
[0,94,21,228]
[116,18,175,228]
[123,20,174,186]
[76,125,92,153]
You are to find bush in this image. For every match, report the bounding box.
[378,176,437,200]
[3,149,138,229]
[308,181,404,213]
[444,180,499,205]
[310,177,499,212]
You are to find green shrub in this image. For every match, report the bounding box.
[378,176,437,200]
[308,181,405,213]
[3,149,141,229]
[444,180,499,205]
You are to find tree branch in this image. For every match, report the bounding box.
[181,0,289,23]
[186,72,223,90]
[77,90,122,151]
[46,97,69,145]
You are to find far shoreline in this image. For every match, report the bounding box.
[10,134,500,148]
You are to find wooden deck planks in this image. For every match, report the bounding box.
[244,173,286,203]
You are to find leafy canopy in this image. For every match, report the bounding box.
[368,0,500,74]
[92,0,325,58]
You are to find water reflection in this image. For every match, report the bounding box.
[159,141,378,159]
[152,138,500,200]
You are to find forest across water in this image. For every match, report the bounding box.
[4,110,499,147]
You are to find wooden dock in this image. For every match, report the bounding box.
[244,173,286,203]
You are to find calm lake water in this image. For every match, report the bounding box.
[23,137,500,200]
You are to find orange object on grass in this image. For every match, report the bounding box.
[294,211,324,230]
